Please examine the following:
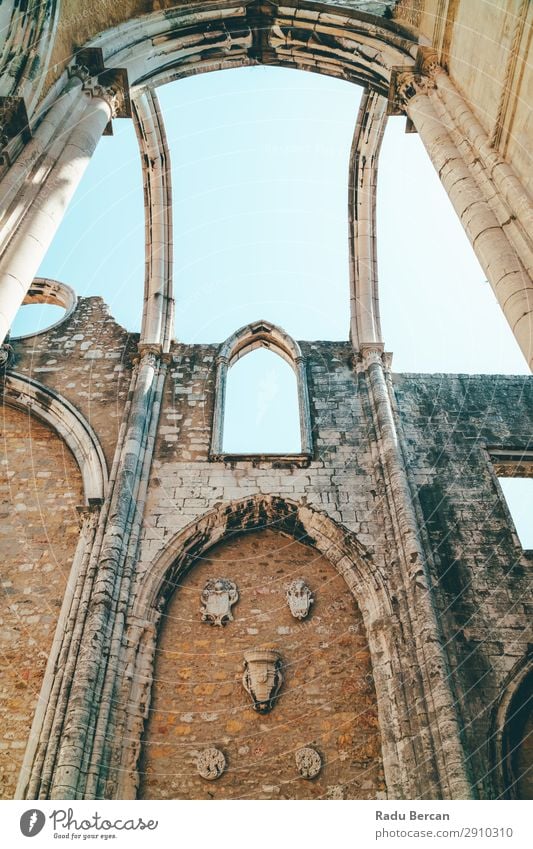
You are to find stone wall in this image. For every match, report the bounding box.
[134,342,532,799]
[10,296,136,470]
[1,299,531,798]
[140,528,384,800]
[394,373,533,798]
[0,405,83,798]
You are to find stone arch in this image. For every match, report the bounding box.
[116,495,418,799]
[1,372,108,504]
[490,653,533,799]
[211,321,313,455]
[11,278,78,341]
[85,4,417,96]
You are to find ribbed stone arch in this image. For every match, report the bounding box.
[38,1,416,357]
[1,371,108,503]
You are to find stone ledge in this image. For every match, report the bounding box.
[209,453,312,469]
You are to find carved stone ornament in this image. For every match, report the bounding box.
[201,578,239,626]
[286,578,314,620]
[197,748,226,781]
[295,747,322,779]
[0,343,14,369]
[242,648,283,713]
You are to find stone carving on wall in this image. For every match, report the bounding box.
[200,578,239,626]
[197,747,226,780]
[242,648,283,713]
[286,578,314,620]
[0,342,14,369]
[295,746,322,779]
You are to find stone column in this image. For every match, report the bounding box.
[210,355,229,455]
[389,51,533,370]
[0,67,130,347]
[133,89,174,352]
[295,356,313,454]
[348,90,387,349]
[360,344,473,799]
[47,346,167,800]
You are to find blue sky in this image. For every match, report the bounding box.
[11,66,531,543]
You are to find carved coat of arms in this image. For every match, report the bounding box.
[286,578,314,620]
[200,578,239,626]
[242,648,283,713]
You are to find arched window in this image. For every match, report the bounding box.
[495,661,533,800]
[210,320,312,457]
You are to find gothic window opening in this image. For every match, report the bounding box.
[222,348,300,454]
[210,321,312,458]
[490,449,533,549]
[497,477,533,550]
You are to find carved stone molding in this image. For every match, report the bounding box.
[197,748,226,781]
[295,746,322,779]
[0,342,14,370]
[71,55,131,121]
[286,579,314,620]
[242,648,283,713]
[68,48,106,81]
[359,344,385,370]
[388,67,437,115]
[387,48,439,116]
[201,578,239,626]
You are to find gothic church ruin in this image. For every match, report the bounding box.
[0,0,532,800]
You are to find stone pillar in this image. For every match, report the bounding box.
[133,89,174,352]
[348,90,387,349]
[389,51,533,370]
[47,346,167,800]
[360,344,473,799]
[295,355,313,454]
[0,65,130,348]
[210,354,229,455]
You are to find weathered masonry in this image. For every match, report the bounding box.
[0,1,532,800]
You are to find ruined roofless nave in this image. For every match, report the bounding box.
[0,0,531,801]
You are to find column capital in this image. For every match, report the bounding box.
[82,68,132,120]
[387,47,440,116]
[358,343,385,370]
[70,51,132,122]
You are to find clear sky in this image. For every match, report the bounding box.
[11,66,531,543]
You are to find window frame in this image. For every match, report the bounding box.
[209,320,313,461]
[487,447,533,552]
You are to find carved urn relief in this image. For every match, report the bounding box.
[242,648,283,713]
[286,578,314,620]
[197,747,226,781]
[295,746,322,779]
[200,578,238,626]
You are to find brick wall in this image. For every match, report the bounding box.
[140,528,384,800]
[0,405,83,798]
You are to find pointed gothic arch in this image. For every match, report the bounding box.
[490,653,533,799]
[210,321,313,456]
[109,494,448,800]
[1,371,108,503]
